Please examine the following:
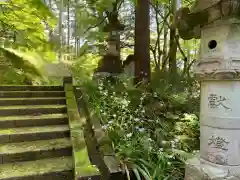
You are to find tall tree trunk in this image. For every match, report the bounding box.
[74,0,78,56]
[75,37,78,56]
[67,0,70,52]
[58,0,63,61]
[162,5,168,72]
[169,0,177,76]
[134,0,150,84]
[182,40,189,75]
[49,0,53,42]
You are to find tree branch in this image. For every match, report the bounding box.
[149,0,187,60]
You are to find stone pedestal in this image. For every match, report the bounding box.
[185,157,240,180]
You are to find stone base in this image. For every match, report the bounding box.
[185,156,240,180]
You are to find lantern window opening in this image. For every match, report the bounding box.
[208,40,217,49]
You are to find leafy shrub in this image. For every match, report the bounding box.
[81,74,200,180]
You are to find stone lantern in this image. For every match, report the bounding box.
[176,1,240,179]
[93,12,125,79]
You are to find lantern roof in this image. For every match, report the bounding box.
[190,0,221,13]
[103,22,125,32]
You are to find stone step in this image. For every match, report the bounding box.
[0,97,66,106]
[0,91,65,98]
[0,125,70,143]
[0,86,64,91]
[0,114,68,129]
[0,105,67,116]
[0,138,72,164]
[0,156,73,180]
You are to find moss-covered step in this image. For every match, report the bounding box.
[0,97,66,106]
[0,105,67,116]
[0,113,68,129]
[0,156,73,180]
[0,138,72,164]
[0,91,65,98]
[0,125,70,143]
[0,86,64,91]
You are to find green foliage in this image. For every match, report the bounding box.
[72,53,100,84]
[0,47,49,84]
[0,0,57,84]
[0,64,26,84]
[80,74,200,180]
[0,0,56,50]
[1,47,45,78]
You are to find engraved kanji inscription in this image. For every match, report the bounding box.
[208,94,230,109]
[208,136,229,151]
[207,136,230,165]
[208,152,228,165]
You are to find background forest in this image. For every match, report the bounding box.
[0,0,200,179]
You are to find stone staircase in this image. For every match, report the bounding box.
[0,86,73,180]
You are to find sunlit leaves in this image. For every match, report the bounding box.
[0,47,45,78]
[0,0,56,51]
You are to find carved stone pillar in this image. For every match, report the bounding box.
[185,18,240,180]
[175,0,240,179]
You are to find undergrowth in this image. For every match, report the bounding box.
[80,73,200,180]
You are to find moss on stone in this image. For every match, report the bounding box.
[64,84,100,178]
[0,138,71,154]
[0,156,73,179]
[0,113,68,121]
[75,148,99,176]
[0,97,66,100]
[0,125,69,135]
[0,105,66,110]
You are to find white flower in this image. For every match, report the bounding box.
[159,148,163,152]
[108,121,113,124]
[121,99,129,107]
[193,150,199,153]
[102,125,108,130]
[134,118,140,122]
[113,114,116,118]
[167,162,171,165]
[103,90,108,96]
[148,138,153,142]
[126,133,133,138]
[171,141,176,148]
[138,128,145,133]
[174,138,180,143]
[162,140,167,145]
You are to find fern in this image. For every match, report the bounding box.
[0,47,46,80]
